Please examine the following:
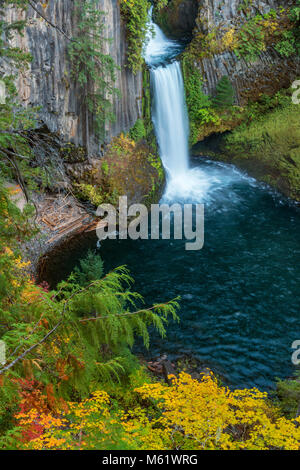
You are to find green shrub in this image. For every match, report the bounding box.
[129,119,146,142]
[275,31,298,57]
[120,0,151,73]
[222,102,300,200]
[276,375,300,419]
[235,18,266,61]
[182,56,217,143]
[73,183,104,206]
[73,250,104,286]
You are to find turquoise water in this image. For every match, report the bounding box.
[46,13,300,390]
[47,158,300,389]
[98,158,300,390]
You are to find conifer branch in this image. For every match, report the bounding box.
[0,319,63,375]
[79,299,179,323]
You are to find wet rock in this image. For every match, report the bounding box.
[154,0,199,39]
[145,353,220,384]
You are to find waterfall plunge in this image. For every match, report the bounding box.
[143,10,226,203]
[151,62,189,179]
[144,13,189,183]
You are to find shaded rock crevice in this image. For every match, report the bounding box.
[154,0,199,39]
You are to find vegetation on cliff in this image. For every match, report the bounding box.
[68,0,119,140]
[120,0,168,73]
[182,56,238,144]
[74,132,164,208]
[186,76,300,201]
[181,1,300,146]
[221,101,300,201]
[186,2,300,62]
[0,0,39,194]
[120,0,151,74]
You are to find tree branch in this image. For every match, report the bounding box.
[0,319,62,375]
[27,0,72,41]
[79,300,176,323]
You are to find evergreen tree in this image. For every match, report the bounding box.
[0,0,37,192]
[213,75,235,108]
[68,0,119,141]
[73,250,104,286]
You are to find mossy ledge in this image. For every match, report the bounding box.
[194,103,300,202]
[73,133,164,209]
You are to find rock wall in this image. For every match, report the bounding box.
[195,0,282,32]
[157,0,300,105]
[2,0,142,156]
[154,0,199,38]
[194,0,300,104]
[198,49,300,106]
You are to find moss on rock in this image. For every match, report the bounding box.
[60,143,87,164]
[74,134,164,208]
[217,103,300,201]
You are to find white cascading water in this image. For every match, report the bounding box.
[151,62,189,178]
[143,9,251,203]
[144,11,189,185]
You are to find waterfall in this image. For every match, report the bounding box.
[144,11,189,182]
[143,9,224,203]
[151,63,189,178]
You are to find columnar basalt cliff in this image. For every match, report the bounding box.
[192,0,300,103]
[3,0,142,156]
[156,0,300,104]
[155,0,300,200]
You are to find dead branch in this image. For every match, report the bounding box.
[28,0,72,41]
[0,319,63,374]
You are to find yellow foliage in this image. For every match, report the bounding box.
[135,372,300,450]
[18,372,300,450]
[222,28,239,51]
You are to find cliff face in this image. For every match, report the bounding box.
[3,0,142,156]
[153,0,199,39]
[196,0,281,32]
[193,0,300,104]
[156,0,300,105]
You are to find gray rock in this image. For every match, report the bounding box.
[1,0,142,156]
[192,0,300,104]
